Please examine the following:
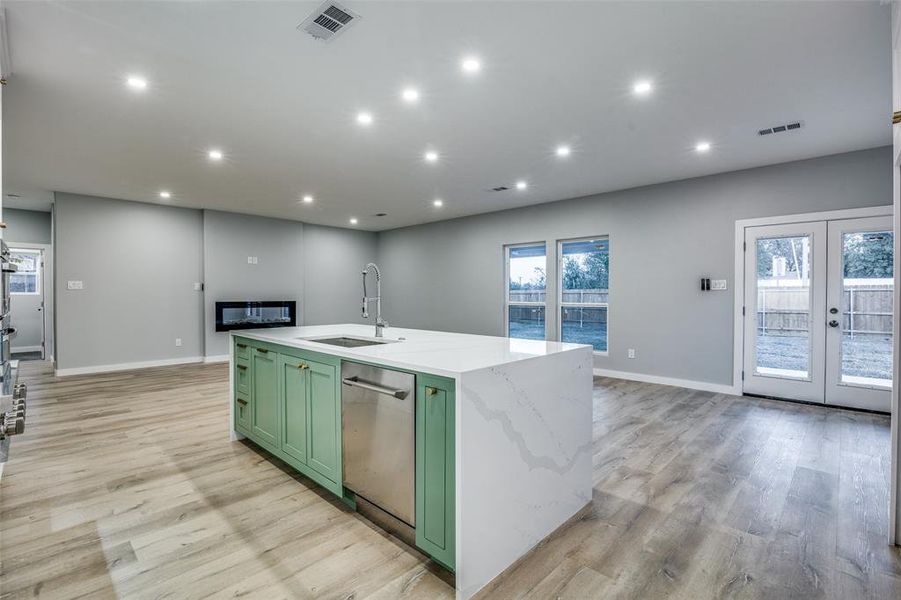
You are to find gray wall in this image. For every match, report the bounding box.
[55,193,204,370]
[377,147,893,386]
[53,198,378,369]
[203,210,304,358]
[4,208,51,244]
[303,224,378,326]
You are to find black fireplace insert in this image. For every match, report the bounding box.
[215,301,297,332]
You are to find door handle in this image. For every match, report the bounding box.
[828,320,839,328]
[341,376,408,399]
[829,307,838,315]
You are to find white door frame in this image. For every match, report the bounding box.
[733,206,892,397]
[8,242,53,361]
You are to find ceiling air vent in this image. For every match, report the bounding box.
[298,2,360,43]
[490,186,510,192]
[758,121,803,136]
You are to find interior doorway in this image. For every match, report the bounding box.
[737,209,893,413]
[9,246,47,361]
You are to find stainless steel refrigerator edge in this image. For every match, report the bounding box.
[341,362,416,530]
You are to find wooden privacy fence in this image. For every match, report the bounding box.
[509,290,609,324]
[758,283,893,337]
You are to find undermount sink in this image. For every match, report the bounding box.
[300,336,398,348]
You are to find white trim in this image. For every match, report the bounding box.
[732,205,892,397]
[593,368,735,396]
[55,356,203,377]
[11,345,42,353]
[204,354,229,364]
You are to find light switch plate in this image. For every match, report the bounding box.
[711,279,727,291]
[67,280,84,290]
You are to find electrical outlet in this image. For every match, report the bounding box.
[175,338,182,347]
[628,349,636,359]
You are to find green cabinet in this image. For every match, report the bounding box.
[232,337,342,496]
[415,374,456,571]
[250,347,279,450]
[278,354,308,464]
[306,359,340,482]
[232,337,455,572]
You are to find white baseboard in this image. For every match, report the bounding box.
[12,345,42,353]
[204,354,230,364]
[592,368,738,396]
[55,356,204,377]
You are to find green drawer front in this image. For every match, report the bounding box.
[234,339,250,360]
[235,361,250,396]
[235,393,251,433]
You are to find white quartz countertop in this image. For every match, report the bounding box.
[230,324,591,377]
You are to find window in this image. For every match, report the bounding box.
[9,249,41,295]
[559,237,608,352]
[505,243,546,340]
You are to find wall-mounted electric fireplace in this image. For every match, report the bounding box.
[215,301,297,332]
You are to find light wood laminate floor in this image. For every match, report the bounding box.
[1,361,899,599]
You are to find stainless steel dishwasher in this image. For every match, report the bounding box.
[341,362,416,530]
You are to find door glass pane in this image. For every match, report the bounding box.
[840,230,893,387]
[508,305,546,340]
[508,244,546,340]
[755,235,811,379]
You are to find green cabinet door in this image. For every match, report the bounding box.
[306,359,340,483]
[415,375,455,571]
[279,354,308,464]
[250,347,279,449]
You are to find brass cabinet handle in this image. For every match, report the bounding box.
[236,343,247,349]
[237,364,247,370]
[297,363,310,370]
[426,387,438,397]
[236,398,247,406]
[256,347,268,354]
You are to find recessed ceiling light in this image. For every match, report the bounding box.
[461,57,481,74]
[159,191,171,199]
[401,88,419,103]
[633,80,653,96]
[349,217,358,225]
[302,195,314,204]
[424,150,439,163]
[555,145,571,158]
[356,112,373,126]
[433,199,444,207]
[126,75,147,90]
[515,180,528,190]
[695,141,711,153]
[208,149,223,161]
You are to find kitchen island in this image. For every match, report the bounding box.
[229,324,593,599]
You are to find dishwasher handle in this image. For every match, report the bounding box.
[342,376,409,400]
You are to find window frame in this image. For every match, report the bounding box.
[557,236,610,355]
[504,242,548,340]
[9,248,42,296]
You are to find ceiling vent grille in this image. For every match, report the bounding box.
[758,121,802,136]
[298,2,360,42]
[490,186,510,192]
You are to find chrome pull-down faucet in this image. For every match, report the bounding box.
[361,263,388,337]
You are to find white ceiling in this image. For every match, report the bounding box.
[1,1,892,229]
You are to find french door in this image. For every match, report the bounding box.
[742,215,893,412]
